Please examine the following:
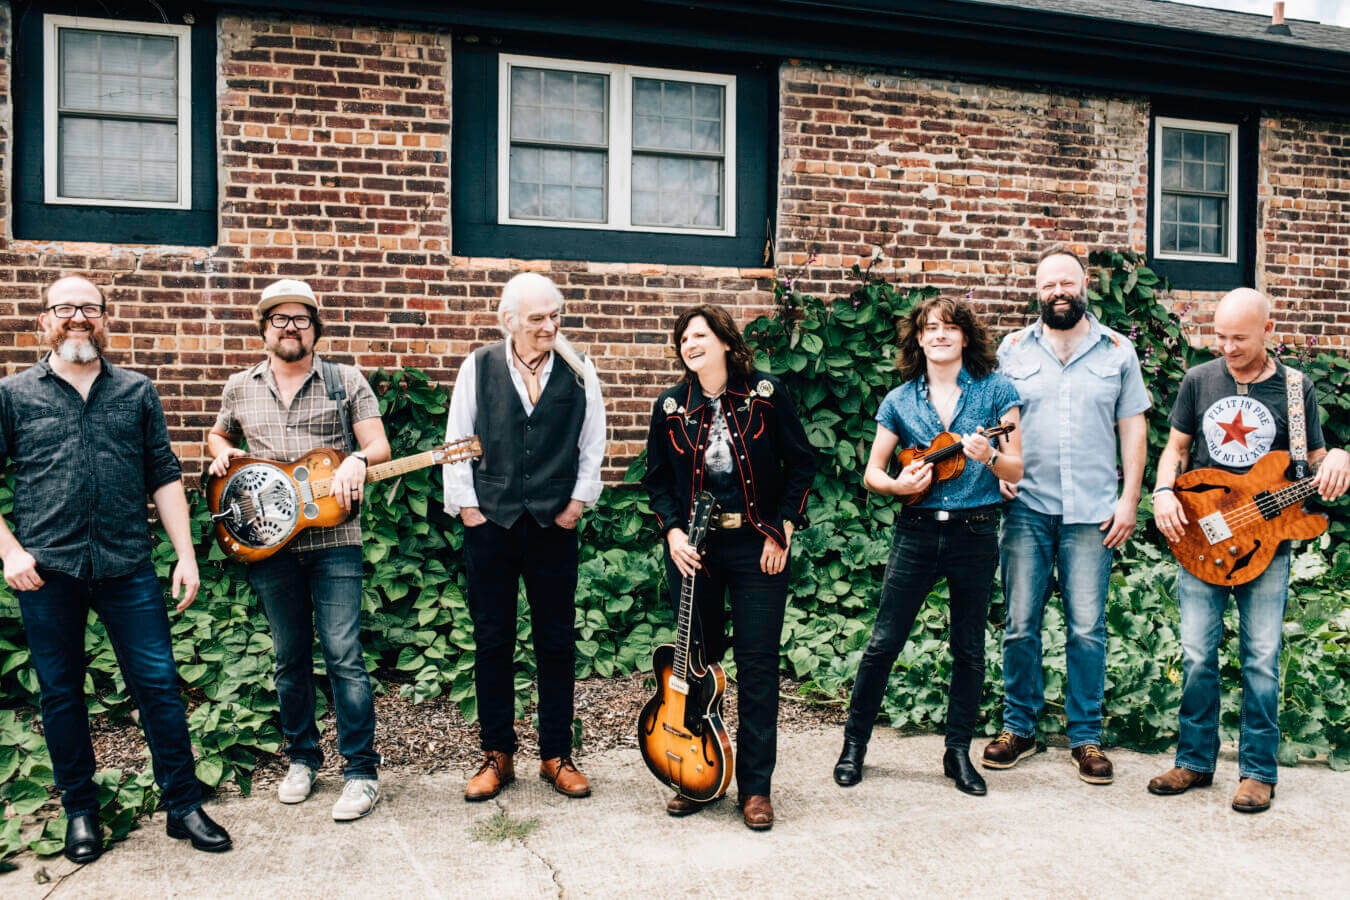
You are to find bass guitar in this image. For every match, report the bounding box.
[637,491,734,802]
[207,437,481,564]
[1165,450,1327,586]
[895,423,1016,506]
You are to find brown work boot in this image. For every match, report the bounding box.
[1071,745,1114,784]
[666,794,709,817]
[465,750,515,802]
[981,731,1040,769]
[739,794,773,831]
[540,756,591,798]
[1231,778,1275,814]
[1146,766,1214,796]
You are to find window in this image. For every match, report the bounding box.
[498,55,736,235]
[44,15,192,209]
[1153,117,1238,263]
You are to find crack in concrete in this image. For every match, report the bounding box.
[490,798,564,898]
[40,858,89,900]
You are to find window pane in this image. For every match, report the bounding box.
[660,117,692,150]
[1162,128,1182,161]
[509,182,540,218]
[1161,223,1178,253]
[1182,162,1204,191]
[632,153,721,228]
[1161,194,1178,224]
[575,74,605,111]
[509,147,607,222]
[1161,159,1181,192]
[59,116,178,202]
[574,187,604,220]
[661,82,692,117]
[60,29,178,118]
[1204,162,1226,193]
[1200,196,1223,226]
[1182,131,1204,161]
[1179,196,1200,224]
[1205,133,1227,163]
[1178,224,1200,253]
[633,78,723,154]
[511,67,608,147]
[510,146,540,183]
[1201,225,1222,255]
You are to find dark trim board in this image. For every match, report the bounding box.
[11,0,219,246]
[451,36,776,266]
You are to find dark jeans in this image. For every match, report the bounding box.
[663,527,789,797]
[248,545,378,779]
[844,512,1000,751]
[463,515,579,761]
[18,562,201,817]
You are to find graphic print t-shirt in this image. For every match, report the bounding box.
[703,396,745,514]
[1170,358,1324,474]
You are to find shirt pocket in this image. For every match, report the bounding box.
[91,401,140,443]
[18,406,73,458]
[1001,359,1042,395]
[1083,360,1123,407]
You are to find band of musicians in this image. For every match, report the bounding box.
[4,243,1350,863]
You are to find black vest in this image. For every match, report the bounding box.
[472,342,587,528]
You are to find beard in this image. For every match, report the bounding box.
[267,334,310,362]
[1040,294,1087,329]
[51,326,103,363]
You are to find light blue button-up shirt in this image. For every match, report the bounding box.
[997,315,1150,524]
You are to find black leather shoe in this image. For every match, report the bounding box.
[166,807,232,853]
[64,812,103,864]
[943,748,987,796]
[833,740,866,787]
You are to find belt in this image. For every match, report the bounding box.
[709,512,745,530]
[900,503,1001,525]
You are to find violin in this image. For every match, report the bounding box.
[895,423,1016,506]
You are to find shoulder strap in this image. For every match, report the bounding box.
[1285,366,1309,478]
[322,359,356,452]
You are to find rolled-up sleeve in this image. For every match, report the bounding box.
[141,382,182,492]
[571,358,606,507]
[443,353,480,516]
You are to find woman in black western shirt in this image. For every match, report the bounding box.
[645,304,816,831]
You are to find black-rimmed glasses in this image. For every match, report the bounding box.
[267,314,314,330]
[46,304,106,319]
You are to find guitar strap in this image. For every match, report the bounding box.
[321,359,357,452]
[1285,365,1309,480]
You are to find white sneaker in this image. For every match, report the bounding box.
[332,778,379,821]
[278,763,317,804]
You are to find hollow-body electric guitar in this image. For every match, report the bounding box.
[1165,450,1327,586]
[207,437,481,564]
[895,422,1016,506]
[637,492,734,802]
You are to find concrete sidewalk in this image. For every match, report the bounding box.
[6,730,1347,899]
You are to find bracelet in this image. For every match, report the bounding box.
[985,450,999,469]
[1152,486,1173,495]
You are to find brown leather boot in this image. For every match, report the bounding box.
[1071,745,1114,784]
[666,794,709,817]
[464,750,515,802]
[740,794,773,831]
[981,731,1040,769]
[540,757,591,798]
[1231,778,1275,814]
[1146,766,1213,796]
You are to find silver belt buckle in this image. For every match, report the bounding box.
[935,510,951,522]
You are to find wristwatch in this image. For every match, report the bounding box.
[985,450,999,469]
[352,450,369,466]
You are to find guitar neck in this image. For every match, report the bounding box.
[672,578,696,679]
[311,451,436,499]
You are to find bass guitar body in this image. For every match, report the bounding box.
[637,644,734,802]
[1168,451,1327,586]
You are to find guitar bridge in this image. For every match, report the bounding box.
[1197,511,1232,545]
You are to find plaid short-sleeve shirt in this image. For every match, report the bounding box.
[214,354,381,552]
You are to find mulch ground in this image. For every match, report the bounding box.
[76,672,848,796]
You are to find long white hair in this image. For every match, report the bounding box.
[497,272,600,394]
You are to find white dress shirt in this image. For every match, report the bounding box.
[443,342,606,516]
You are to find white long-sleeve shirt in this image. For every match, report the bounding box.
[442,343,606,516]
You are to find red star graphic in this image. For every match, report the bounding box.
[1217,410,1258,447]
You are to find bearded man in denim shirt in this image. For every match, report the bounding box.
[982,247,1150,785]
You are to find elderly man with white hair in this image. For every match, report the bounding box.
[444,272,606,801]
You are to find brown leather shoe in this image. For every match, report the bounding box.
[666,794,708,817]
[465,750,515,802]
[1147,766,1214,796]
[1232,778,1275,814]
[981,731,1040,769]
[740,794,773,831]
[540,757,591,798]
[1071,745,1114,784]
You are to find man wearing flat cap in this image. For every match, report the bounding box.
[207,279,391,821]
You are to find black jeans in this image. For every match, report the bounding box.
[844,511,1000,751]
[18,563,201,817]
[664,527,788,797]
[464,515,579,760]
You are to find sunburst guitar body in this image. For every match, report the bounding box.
[1166,450,1327,586]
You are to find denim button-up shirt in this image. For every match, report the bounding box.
[997,316,1150,524]
[875,368,1022,511]
[0,356,182,579]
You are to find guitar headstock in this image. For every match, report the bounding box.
[432,436,483,465]
[687,491,718,550]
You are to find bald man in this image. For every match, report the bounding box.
[0,277,231,861]
[1149,288,1350,813]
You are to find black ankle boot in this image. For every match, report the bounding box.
[943,748,987,796]
[64,812,103,864]
[833,740,866,787]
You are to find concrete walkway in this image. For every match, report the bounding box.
[6,730,1347,899]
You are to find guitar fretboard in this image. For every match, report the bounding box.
[312,451,436,499]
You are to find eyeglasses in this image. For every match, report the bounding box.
[46,304,106,319]
[267,314,314,330]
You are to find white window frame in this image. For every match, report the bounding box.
[496,54,737,236]
[43,14,193,210]
[1153,116,1239,264]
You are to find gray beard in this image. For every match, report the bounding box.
[55,337,100,364]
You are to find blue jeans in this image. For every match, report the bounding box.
[999,502,1113,747]
[18,562,201,817]
[248,545,378,779]
[1175,547,1290,784]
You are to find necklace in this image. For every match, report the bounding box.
[1228,357,1272,396]
[512,342,547,373]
